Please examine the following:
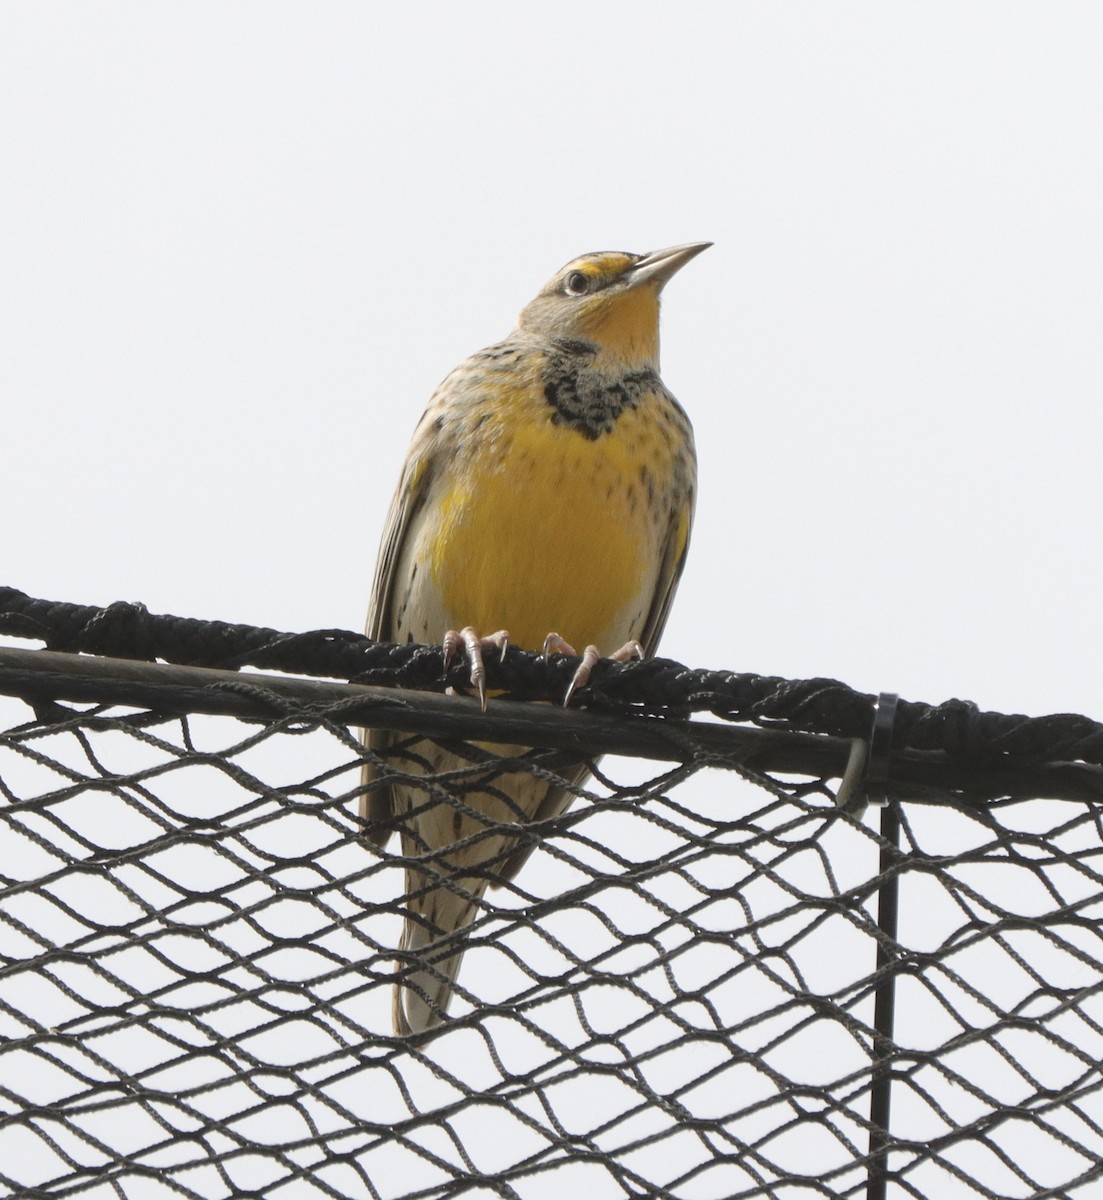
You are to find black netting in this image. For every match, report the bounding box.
[2,595,1103,1199]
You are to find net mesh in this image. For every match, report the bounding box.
[2,660,1103,1198]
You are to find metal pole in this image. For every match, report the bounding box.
[867,799,900,1200]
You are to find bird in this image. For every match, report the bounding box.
[361,242,708,1036]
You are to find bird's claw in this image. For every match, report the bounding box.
[443,627,509,711]
[543,632,644,707]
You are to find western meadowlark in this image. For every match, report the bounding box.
[362,242,708,1036]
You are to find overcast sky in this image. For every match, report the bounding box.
[4,5,1102,722]
[3,5,1103,1195]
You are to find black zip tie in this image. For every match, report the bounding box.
[834,691,900,813]
[866,692,899,808]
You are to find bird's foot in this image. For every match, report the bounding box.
[542,633,644,707]
[442,627,509,711]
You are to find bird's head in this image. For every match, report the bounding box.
[517,242,711,368]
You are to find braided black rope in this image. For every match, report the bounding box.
[3,585,1102,768]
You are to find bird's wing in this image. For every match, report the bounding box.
[366,408,444,643]
[360,406,445,838]
[637,491,695,658]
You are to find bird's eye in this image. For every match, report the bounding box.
[564,271,590,296]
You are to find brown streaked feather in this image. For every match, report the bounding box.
[360,407,446,842]
[636,499,695,661]
[366,409,444,643]
[360,243,707,1035]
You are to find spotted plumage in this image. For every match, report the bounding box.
[362,243,708,1036]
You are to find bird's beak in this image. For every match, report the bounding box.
[630,241,712,290]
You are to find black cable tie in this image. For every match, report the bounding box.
[865,692,900,808]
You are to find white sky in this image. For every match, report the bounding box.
[3,3,1101,719]
[2,5,1103,1196]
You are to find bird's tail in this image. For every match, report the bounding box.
[393,871,486,1037]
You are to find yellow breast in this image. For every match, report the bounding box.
[427,385,679,653]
